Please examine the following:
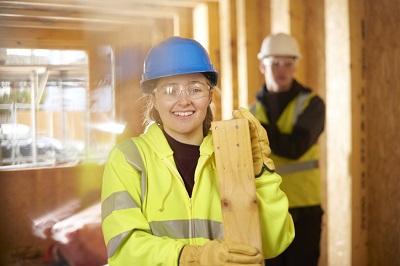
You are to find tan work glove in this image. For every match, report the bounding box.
[179,239,263,265]
[232,107,275,176]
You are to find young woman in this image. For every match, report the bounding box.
[101,36,294,265]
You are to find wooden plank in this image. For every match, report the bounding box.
[211,118,264,262]
[203,1,221,120]
[238,0,270,106]
[325,0,352,265]
[219,0,237,118]
[290,1,327,265]
[271,0,289,33]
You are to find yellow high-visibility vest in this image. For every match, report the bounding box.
[250,92,322,208]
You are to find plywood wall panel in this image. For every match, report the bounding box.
[349,0,368,264]
[365,0,400,265]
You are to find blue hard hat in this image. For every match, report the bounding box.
[140,36,218,93]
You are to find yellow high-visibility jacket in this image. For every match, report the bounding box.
[101,123,294,265]
[250,91,322,208]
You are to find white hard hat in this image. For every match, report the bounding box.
[257,33,301,60]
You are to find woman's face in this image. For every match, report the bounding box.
[152,73,212,145]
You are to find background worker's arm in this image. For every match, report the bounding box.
[265,96,325,159]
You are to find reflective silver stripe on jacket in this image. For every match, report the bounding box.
[107,230,131,259]
[293,91,311,125]
[103,191,223,240]
[150,219,223,239]
[276,160,319,175]
[250,91,311,126]
[106,219,223,258]
[250,104,256,115]
[117,139,147,204]
[103,139,147,258]
[102,190,139,221]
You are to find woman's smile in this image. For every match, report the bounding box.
[173,111,195,117]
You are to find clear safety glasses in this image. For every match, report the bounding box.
[262,57,297,69]
[155,82,211,101]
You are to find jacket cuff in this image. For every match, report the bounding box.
[255,164,275,178]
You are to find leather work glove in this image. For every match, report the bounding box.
[179,239,263,265]
[232,107,275,176]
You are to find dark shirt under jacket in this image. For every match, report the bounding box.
[164,131,200,197]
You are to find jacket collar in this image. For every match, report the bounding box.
[141,123,214,158]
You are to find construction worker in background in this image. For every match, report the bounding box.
[101,36,294,265]
[250,33,325,266]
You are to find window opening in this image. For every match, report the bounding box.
[0,48,120,169]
